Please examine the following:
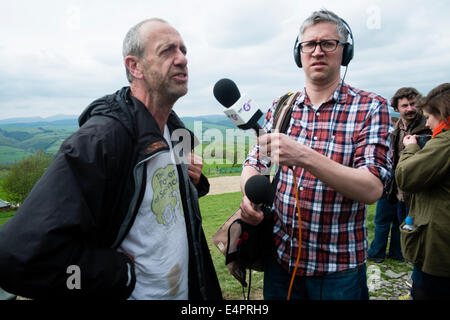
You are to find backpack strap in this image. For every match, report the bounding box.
[270,91,300,188]
[272,92,300,134]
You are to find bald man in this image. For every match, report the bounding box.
[0,18,222,300]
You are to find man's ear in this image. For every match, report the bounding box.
[125,56,143,80]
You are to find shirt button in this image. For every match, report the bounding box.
[299,187,304,191]
[316,112,320,117]
[313,136,318,140]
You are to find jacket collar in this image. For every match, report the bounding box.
[394,112,427,133]
[78,87,199,158]
[127,90,198,151]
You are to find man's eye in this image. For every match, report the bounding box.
[160,48,170,55]
[322,41,335,49]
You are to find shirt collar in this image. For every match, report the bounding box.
[297,81,350,107]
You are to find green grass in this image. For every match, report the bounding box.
[202,163,242,178]
[0,146,32,164]
[0,125,77,165]
[0,183,10,200]
[0,210,16,227]
[199,194,408,300]
[199,191,264,299]
[200,193,380,300]
[366,203,376,242]
[0,186,408,300]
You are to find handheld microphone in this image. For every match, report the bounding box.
[244,175,275,212]
[213,78,264,136]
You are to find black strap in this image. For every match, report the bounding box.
[225,219,240,265]
[271,92,299,188]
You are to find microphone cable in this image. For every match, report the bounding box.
[286,66,349,300]
[287,166,302,300]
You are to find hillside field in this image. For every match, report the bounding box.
[0,114,244,165]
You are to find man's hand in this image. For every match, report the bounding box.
[187,153,203,186]
[258,133,303,167]
[239,195,264,226]
[257,132,383,204]
[403,134,418,146]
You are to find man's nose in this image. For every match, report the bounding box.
[311,43,325,56]
[174,49,187,67]
[406,105,415,112]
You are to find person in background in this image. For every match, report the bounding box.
[367,116,404,263]
[387,88,431,224]
[396,83,450,300]
[367,189,402,263]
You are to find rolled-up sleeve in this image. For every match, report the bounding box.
[353,100,393,189]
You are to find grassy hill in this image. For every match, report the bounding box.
[0,125,77,164]
[0,114,254,165]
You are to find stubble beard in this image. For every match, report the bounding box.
[143,71,187,104]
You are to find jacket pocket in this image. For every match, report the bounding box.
[400,222,428,266]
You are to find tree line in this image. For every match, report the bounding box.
[1,150,53,205]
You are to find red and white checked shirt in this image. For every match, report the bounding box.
[244,83,393,276]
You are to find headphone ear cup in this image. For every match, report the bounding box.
[341,42,354,66]
[293,38,302,68]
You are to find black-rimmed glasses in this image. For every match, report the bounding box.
[299,40,343,53]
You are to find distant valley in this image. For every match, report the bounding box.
[0,114,250,164]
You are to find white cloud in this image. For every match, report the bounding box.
[0,0,449,119]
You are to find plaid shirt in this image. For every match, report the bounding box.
[244,83,393,276]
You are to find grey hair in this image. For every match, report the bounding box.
[122,18,168,83]
[299,9,349,43]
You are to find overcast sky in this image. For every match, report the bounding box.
[0,0,449,120]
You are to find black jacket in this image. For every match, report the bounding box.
[0,87,222,300]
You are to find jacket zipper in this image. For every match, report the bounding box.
[111,144,207,299]
[176,164,207,299]
[111,149,168,249]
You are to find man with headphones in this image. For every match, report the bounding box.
[240,9,393,300]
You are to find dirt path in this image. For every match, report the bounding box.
[207,175,242,195]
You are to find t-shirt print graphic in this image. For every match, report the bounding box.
[151,164,183,226]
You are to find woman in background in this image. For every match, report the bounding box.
[395,83,450,299]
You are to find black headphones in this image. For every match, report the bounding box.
[293,18,354,68]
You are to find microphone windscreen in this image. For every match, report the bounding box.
[213,78,241,108]
[245,175,274,206]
